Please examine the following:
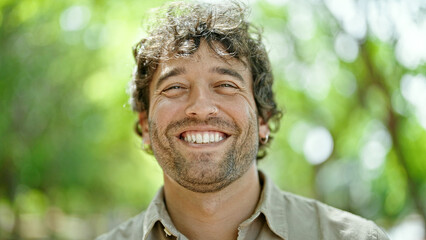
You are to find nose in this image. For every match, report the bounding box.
[185,86,218,119]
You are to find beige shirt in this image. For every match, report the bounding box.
[96,172,389,240]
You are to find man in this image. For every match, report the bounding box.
[97,1,389,240]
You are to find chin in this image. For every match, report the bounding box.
[175,175,233,193]
[173,163,243,193]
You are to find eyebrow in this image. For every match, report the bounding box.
[155,67,187,89]
[210,67,245,83]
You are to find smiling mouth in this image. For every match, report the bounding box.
[179,131,229,144]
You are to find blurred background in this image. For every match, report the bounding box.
[1,0,425,239]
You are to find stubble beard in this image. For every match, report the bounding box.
[149,117,259,193]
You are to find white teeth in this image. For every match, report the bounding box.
[183,132,225,144]
[203,133,210,143]
[196,134,203,143]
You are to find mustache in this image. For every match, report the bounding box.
[164,117,241,135]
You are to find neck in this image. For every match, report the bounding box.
[163,162,261,240]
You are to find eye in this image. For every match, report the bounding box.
[218,83,237,88]
[215,81,238,89]
[163,85,183,91]
[161,84,187,97]
[215,81,239,95]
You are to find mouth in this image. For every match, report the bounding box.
[179,131,229,144]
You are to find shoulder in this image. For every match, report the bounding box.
[278,190,389,240]
[95,210,147,240]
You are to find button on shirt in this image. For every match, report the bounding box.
[96,172,389,240]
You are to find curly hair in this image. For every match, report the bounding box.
[129,1,282,159]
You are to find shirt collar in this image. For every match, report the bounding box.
[142,187,180,240]
[141,171,288,240]
[255,171,288,239]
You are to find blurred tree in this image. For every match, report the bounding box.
[0,0,425,239]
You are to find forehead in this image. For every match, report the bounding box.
[169,39,248,63]
[152,41,251,81]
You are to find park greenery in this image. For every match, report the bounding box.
[1,0,425,239]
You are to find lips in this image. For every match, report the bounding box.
[180,131,228,144]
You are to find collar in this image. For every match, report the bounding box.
[255,171,288,239]
[142,188,180,240]
[141,171,288,240]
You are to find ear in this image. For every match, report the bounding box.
[258,117,270,143]
[138,111,151,145]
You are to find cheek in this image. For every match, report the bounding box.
[149,100,184,130]
[221,97,258,126]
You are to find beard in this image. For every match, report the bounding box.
[149,116,259,193]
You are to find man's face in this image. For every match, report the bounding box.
[139,41,269,193]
